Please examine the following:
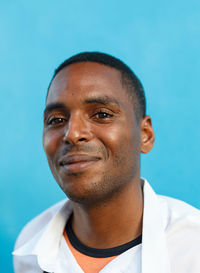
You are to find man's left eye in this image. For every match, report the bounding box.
[97,112,110,118]
[95,112,113,119]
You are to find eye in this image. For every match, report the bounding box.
[47,117,65,125]
[93,111,113,120]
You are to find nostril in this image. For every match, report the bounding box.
[79,138,87,142]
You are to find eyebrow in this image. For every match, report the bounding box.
[43,97,121,117]
[83,97,120,107]
[43,103,66,117]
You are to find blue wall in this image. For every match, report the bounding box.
[1,1,200,272]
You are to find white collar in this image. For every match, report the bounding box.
[13,179,171,273]
[141,180,170,273]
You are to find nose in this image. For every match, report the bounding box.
[63,113,93,145]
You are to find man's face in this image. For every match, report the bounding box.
[43,62,141,205]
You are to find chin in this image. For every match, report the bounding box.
[61,182,102,206]
[60,178,125,208]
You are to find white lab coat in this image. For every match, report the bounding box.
[13,179,200,273]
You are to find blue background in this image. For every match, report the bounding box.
[1,0,200,272]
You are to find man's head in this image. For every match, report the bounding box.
[47,52,146,123]
[43,52,154,206]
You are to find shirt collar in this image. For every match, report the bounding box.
[13,201,73,271]
[141,179,171,273]
[13,179,171,273]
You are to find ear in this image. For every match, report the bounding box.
[140,116,155,154]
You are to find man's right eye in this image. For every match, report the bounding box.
[47,117,65,125]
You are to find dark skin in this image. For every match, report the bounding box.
[43,62,154,249]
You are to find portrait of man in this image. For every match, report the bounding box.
[13,52,200,273]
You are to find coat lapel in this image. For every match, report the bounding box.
[141,180,171,273]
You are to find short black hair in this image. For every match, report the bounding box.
[47,52,146,121]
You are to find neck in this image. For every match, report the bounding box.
[71,176,143,249]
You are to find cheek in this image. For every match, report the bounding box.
[43,130,62,158]
[96,125,135,157]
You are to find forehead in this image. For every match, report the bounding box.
[47,62,129,107]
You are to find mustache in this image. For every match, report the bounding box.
[59,144,107,157]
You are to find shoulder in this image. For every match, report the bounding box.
[158,194,200,224]
[158,194,200,233]
[13,199,71,273]
[158,195,200,270]
[14,199,67,250]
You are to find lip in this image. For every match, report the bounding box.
[59,154,101,173]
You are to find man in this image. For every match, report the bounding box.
[13,52,200,273]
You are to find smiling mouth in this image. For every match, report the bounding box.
[59,154,101,173]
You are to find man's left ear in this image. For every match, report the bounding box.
[140,116,155,154]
